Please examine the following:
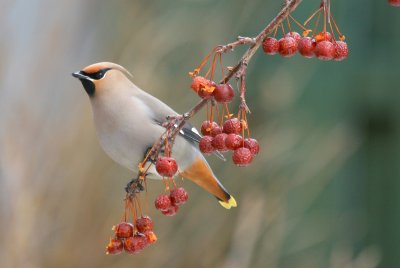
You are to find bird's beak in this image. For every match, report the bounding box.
[72,71,89,80]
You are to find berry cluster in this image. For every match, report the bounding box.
[263,31,348,61]
[199,118,259,166]
[263,1,348,61]
[191,76,234,102]
[190,75,260,166]
[154,153,189,215]
[155,187,189,216]
[106,216,157,255]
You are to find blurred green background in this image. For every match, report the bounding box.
[1,0,399,267]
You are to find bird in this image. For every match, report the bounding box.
[72,62,237,209]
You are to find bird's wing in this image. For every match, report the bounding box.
[136,90,226,161]
[181,123,226,161]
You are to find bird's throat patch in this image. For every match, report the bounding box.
[80,79,95,96]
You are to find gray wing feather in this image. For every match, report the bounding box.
[136,89,226,161]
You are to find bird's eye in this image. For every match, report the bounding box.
[93,70,105,79]
[87,68,111,80]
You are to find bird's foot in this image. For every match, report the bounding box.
[125,178,145,198]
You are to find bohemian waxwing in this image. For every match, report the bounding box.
[72,62,237,209]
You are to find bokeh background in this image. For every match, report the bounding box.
[1,0,399,267]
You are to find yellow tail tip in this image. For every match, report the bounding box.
[218,196,237,209]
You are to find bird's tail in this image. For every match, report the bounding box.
[180,157,237,209]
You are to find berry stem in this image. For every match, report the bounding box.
[289,14,308,32]
[280,22,286,35]
[330,14,344,38]
[286,17,292,33]
[312,11,321,37]
[304,6,322,26]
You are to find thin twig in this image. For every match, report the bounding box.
[221,0,302,112]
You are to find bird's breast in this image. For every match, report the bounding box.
[91,95,162,172]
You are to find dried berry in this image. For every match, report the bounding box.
[225,134,243,150]
[106,238,123,255]
[124,233,148,254]
[334,41,348,61]
[210,125,222,137]
[136,216,154,233]
[212,133,228,152]
[315,31,332,42]
[298,37,315,58]
[170,187,189,206]
[223,118,242,134]
[262,37,279,55]
[201,120,218,136]
[190,76,209,92]
[213,83,234,103]
[244,138,260,155]
[114,222,134,239]
[156,156,178,177]
[144,231,158,244]
[279,36,298,57]
[198,80,216,99]
[155,194,172,211]
[199,136,215,154]
[285,31,301,44]
[314,40,335,60]
[232,147,253,166]
[161,205,179,216]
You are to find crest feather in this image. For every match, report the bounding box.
[82,62,133,78]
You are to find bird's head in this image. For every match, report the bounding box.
[72,62,133,97]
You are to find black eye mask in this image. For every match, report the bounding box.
[81,68,112,80]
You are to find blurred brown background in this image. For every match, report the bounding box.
[1,0,399,267]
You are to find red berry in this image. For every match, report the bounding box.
[334,41,348,61]
[262,37,279,55]
[279,37,298,57]
[161,205,179,216]
[144,231,158,244]
[136,216,154,233]
[225,134,243,150]
[124,233,148,254]
[298,37,316,58]
[170,187,189,206]
[156,156,178,177]
[114,222,134,238]
[389,0,400,6]
[285,32,301,44]
[210,125,222,137]
[199,136,215,155]
[315,31,332,42]
[232,147,253,166]
[190,76,208,92]
[223,118,242,134]
[201,120,218,136]
[315,41,335,60]
[212,133,228,152]
[106,238,123,255]
[155,194,172,211]
[244,138,260,155]
[213,83,234,103]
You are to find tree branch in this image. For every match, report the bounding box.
[132,0,303,184]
